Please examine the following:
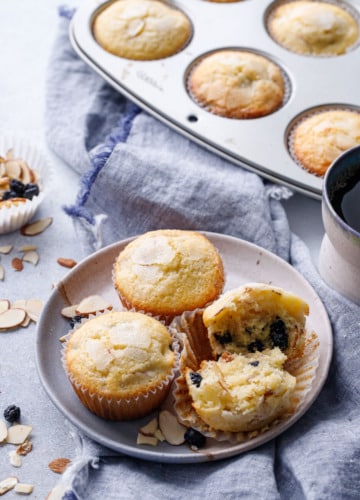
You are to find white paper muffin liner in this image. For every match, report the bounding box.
[0,134,53,234]
[287,105,360,176]
[170,309,320,444]
[61,311,181,421]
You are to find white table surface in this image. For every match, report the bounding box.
[0,0,325,497]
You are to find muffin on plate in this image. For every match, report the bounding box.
[185,348,296,432]
[187,50,286,119]
[290,109,360,176]
[267,1,359,56]
[113,229,225,323]
[203,283,309,360]
[63,311,177,420]
[93,0,192,61]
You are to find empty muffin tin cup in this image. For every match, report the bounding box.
[319,145,360,305]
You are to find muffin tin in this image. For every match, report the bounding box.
[69,0,360,199]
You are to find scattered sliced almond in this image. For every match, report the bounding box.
[0,245,12,254]
[0,265,4,281]
[48,457,71,474]
[136,433,158,447]
[24,299,43,323]
[158,410,186,446]
[0,299,10,315]
[14,483,34,495]
[57,257,77,269]
[139,417,158,436]
[20,314,31,328]
[18,245,37,252]
[0,420,8,443]
[21,217,53,236]
[22,250,39,265]
[6,425,32,445]
[154,428,166,442]
[5,160,21,179]
[0,476,18,495]
[12,299,27,309]
[0,308,26,330]
[75,294,113,316]
[60,304,79,319]
[16,439,32,456]
[11,257,23,272]
[9,450,22,467]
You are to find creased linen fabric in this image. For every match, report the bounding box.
[45,9,360,500]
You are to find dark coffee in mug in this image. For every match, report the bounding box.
[330,170,360,233]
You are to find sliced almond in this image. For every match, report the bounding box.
[75,295,113,316]
[19,245,37,252]
[24,299,43,323]
[57,257,77,269]
[20,314,31,328]
[60,304,79,319]
[5,159,21,179]
[0,419,7,442]
[18,161,32,185]
[136,433,158,447]
[9,450,22,467]
[139,417,158,436]
[21,217,53,236]
[12,299,27,309]
[158,410,186,446]
[48,457,71,474]
[0,476,18,496]
[22,250,39,265]
[14,483,34,494]
[16,439,32,456]
[6,425,32,445]
[154,428,165,442]
[0,245,13,254]
[0,300,10,315]
[11,258,23,272]
[0,308,26,330]
[0,265,4,281]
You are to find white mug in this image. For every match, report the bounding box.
[319,145,360,305]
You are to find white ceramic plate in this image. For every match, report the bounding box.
[36,232,332,463]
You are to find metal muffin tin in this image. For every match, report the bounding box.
[70,0,360,199]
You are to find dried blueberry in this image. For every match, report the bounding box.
[249,360,259,367]
[184,428,206,449]
[214,330,232,345]
[2,190,18,200]
[4,405,21,423]
[69,315,85,328]
[23,183,40,200]
[9,179,25,195]
[189,372,202,388]
[247,339,264,353]
[270,318,288,350]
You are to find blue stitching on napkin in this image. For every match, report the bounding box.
[59,5,76,19]
[64,104,142,223]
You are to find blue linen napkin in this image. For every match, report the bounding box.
[45,8,360,500]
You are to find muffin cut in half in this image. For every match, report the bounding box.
[63,311,177,420]
[113,229,225,323]
[203,283,309,360]
[185,348,296,432]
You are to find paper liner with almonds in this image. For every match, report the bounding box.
[170,309,320,444]
[0,135,53,235]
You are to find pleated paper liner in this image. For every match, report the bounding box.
[0,134,53,234]
[170,309,320,444]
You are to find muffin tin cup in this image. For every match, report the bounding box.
[61,311,181,421]
[170,309,320,443]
